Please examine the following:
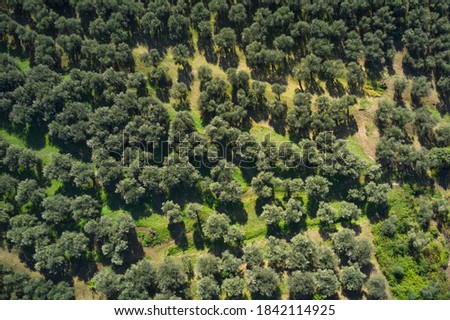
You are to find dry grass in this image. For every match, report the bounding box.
[132,45,152,75]
[351,100,380,161]
[74,277,104,300]
[283,76,299,108]
[0,247,41,278]
[250,120,294,146]
[143,241,175,263]
[235,47,251,74]
[160,47,179,82]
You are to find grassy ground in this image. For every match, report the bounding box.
[347,135,375,164]
[13,57,30,72]
[2,35,448,300]
[0,247,102,299]
[0,130,60,165]
[241,188,267,241]
[250,121,293,145]
[373,186,449,299]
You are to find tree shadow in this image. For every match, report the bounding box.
[288,129,310,144]
[0,122,48,153]
[198,38,218,64]
[225,294,248,300]
[240,167,258,186]
[269,118,286,136]
[365,203,389,223]
[207,241,236,257]
[168,186,204,209]
[326,81,346,98]
[365,63,384,80]
[248,104,269,122]
[58,181,101,199]
[343,222,362,235]
[119,229,145,270]
[218,51,239,70]
[177,64,193,88]
[250,286,282,300]
[435,172,449,190]
[168,221,189,250]
[284,218,308,239]
[411,95,424,109]
[255,197,271,216]
[343,289,364,300]
[251,68,289,84]
[18,249,37,272]
[361,262,374,277]
[72,259,98,282]
[217,201,248,224]
[344,115,358,137]
[266,224,283,238]
[144,37,170,56]
[319,225,337,240]
[435,100,449,116]
[50,136,92,162]
[306,81,325,95]
[23,125,46,150]
[328,178,355,201]
[193,228,205,250]
[289,292,314,300]
[156,87,171,103]
[306,199,319,218]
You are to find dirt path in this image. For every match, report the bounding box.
[352,102,379,161]
[393,50,406,76]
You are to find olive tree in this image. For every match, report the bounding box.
[222,276,244,299]
[340,265,366,293]
[366,275,388,300]
[197,276,220,300]
[317,202,339,226]
[288,271,315,298]
[340,201,362,222]
[247,267,280,298]
[315,269,339,298]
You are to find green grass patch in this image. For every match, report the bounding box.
[35,134,60,165]
[233,168,248,192]
[135,214,171,243]
[164,104,177,121]
[364,79,385,97]
[0,129,26,147]
[305,215,321,229]
[191,111,206,134]
[241,190,267,240]
[359,98,372,110]
[372,185,450,299]
[62,73,70,81]
[346,135,375,164]
[250,123,292,146]
[46,180,63,196]
[13,57,30,72]
[0,130,60,165]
